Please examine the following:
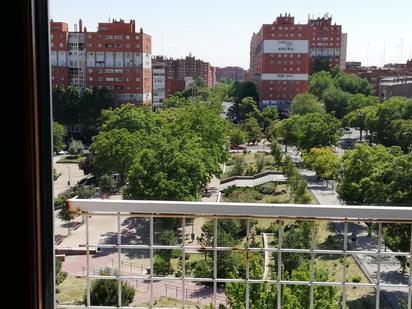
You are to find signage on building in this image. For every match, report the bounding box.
[263,40,309,54]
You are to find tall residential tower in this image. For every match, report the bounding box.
[50,19,152,105]
[249,13,347,110]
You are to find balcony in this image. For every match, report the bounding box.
[57,199,412,309]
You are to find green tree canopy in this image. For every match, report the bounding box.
[337,144,412,205]
[308,71,333,98]
[291,93,325,115]
[53,121,65,153]
[230,127,248,146]
[347,93,379,113]
[232,97,260,123]
[322,86,351,119]
[242,117,262,144]
[303,147,340,181]
[333,72,373,95]
[279,113,342,151]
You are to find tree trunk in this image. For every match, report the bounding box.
[359,129,363,141]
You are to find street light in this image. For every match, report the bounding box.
[67,166,71,187]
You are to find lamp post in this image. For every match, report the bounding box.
[67,166,71,192]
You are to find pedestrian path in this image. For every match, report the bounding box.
[285,147,409,309]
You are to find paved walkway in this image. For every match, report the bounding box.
[262,233,273,280]
[285,147,409,309]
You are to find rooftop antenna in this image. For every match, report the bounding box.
[366,42,370,67]
[400,37,404,63]
[382,39,386,67]
[161,32,164,55]
[108,13,110,22]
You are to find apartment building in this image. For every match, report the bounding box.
[216,66,246,81]
[154,55,216,88]
[50,19,152,106]
[249,13,347,110]
[152,61,185,106]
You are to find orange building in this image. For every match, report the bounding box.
[50,19,152,106]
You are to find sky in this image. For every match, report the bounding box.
[50,0,412,69]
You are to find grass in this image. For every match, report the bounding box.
[56,275,86,305]
[136,296,202,308]
[223,152,280,178]
[56,155,86,164]
[314,221,387,308]
[222,183,292,204]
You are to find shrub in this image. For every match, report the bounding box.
[351,275,362,283]
[86,268,135,306]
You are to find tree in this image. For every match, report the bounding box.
[99,174,116,196]
[291,93,325,115]
[303,147,339,182]
[255,153,266,173]
[68,139,84,157]
[91,129,140,185]
[55,258,67,292]
[342,107,374,140]
[337,144,412,205]
[53,168,61,181]
[308,71,333,98]
[333,72,373,95]
[312,57,333,73]
[346,94,379,113]
[230,127,248,146]
[53,122,65,153]
[242,117,262,144]
[232,97,260,123]
[57,203,74,235]
[279,113,342,151]
[230,156,246,176]
[53,86,116,141]
[233,81,259,103]
[260,107,279,132]
[270,141,283,167]
[86,268,135,306]
[322,87,350,119]
[77,185,95,198]
[365,97,412,146]
[124,135,211,201]
[390,119,412,152]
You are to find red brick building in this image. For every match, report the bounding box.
[50,19,152,106]
[216,66,246,81]
[152,61,185,106]
[153,55,216,88]
[249,13,347,110]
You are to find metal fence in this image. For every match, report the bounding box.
[57,199,412,309]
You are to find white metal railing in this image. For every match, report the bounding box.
[58,199,412,309]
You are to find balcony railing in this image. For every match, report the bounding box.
[58,199,412,309]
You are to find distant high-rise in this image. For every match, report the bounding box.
[50,19,152,106]
[249,13,347,110]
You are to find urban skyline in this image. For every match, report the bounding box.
[50,0,412,68]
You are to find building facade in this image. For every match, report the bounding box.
[379,76,412,101]
[152,60,186,106]
[153,55,216,88]
[249,13,347,110]
[50,19,152,106]
[216,66,246,81]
